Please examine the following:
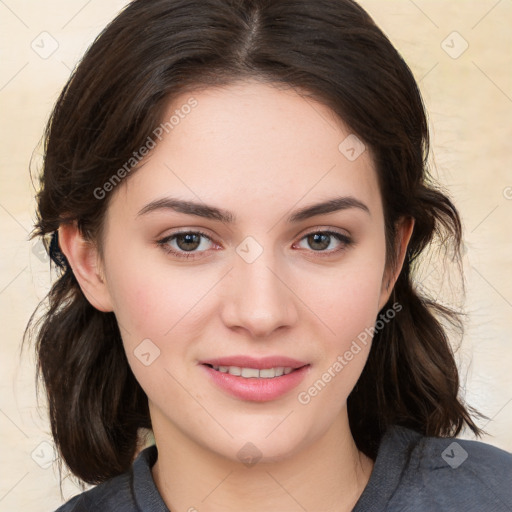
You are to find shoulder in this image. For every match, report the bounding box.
[385,425,512,510]
[53,477,126,511]
[54,445,163,512]
[54,470,133,512]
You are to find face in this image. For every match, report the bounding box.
[97,80,395,463]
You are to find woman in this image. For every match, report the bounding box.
[25,0,512,510]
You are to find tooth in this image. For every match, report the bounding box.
[241,367,260,378]
[209,364,297,377]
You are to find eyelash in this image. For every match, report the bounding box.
[156,229,353,260]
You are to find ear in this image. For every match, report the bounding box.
[378,216,415,310]
[57,222,114,312]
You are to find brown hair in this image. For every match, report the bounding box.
[25,0,483,485]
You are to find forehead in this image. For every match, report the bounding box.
[112,80,382,222]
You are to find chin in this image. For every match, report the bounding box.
[206,420,318,466]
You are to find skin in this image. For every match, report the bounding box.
[59,80,414,512]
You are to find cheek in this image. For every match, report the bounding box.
[104,243,198,338]
[297,272,382,412]
[103,247,218,395]
[105,256,197,400]
[311,256,386,344]
[108,268,166,341]
[300,248,386,405]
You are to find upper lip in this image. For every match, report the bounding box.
[199,355,308,369]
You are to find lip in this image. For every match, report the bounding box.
[199,355,310,402]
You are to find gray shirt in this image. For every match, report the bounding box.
[55,425,512,511]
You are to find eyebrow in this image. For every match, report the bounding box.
[136,195,370,223]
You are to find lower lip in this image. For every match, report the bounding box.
[201,364,310,402]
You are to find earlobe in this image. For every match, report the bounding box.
[57,222,114,312]
[378,216,415,310]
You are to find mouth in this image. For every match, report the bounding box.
[204,364,299,379]
[199,356,310,402]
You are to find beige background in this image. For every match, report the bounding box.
[1,0,511,510]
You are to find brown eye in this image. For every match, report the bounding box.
[295,230,353,254]
[157,230,216,259]
[306,233,331,251]
[175,233,202,252]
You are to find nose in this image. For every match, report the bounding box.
[220,247,299,339]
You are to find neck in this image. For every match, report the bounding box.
[151,409,374,512]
